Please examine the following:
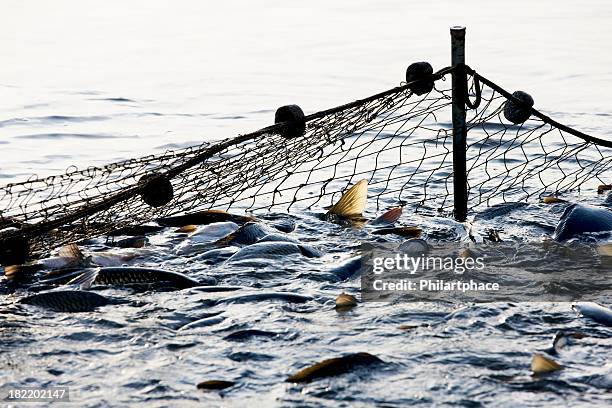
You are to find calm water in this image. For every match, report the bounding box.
[1,1,612,406]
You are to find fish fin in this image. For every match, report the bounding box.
[3,265,20,280]
[597,243,612,257]
[58,243,86,263]
[542,196,566,204]
[175,224,198,234]
[298,245,323,258]
[65,268,100,289]
[531,353,563,374]
[206,209,229,214]
[335,293,358,310]
[370,207,403,226]
[551,332,568,354]
[327,180,368,218]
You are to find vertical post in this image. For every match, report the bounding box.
[451,26,468,221]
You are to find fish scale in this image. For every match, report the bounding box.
[20,290,110,312]
[76,267,201,289]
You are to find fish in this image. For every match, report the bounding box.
[327,179,368,219]
[542,196,566,204]
[209,292,313,305]
[259,213,298,233]
[531,353,563,375]
[573,302,612,327]
[196,380,235,390]
[192,246,240,264]
[371,226,422,238]
[178,314,226,331]
[175,224,198,233]
[547,331,586,355]
[3,263,45,283]
[157,210,254,227]
[329,256,363,280]
[175,222,241,254]
[553,204,612,241]
[185,286,242,293]
[369,207,403,226]
[88,250,147,267]
[223,329,280,341]
[38,243,91,270]
[272,218,296,233]
[65,267,202,289]
[335,293,358,311]
[188,222,239,243]
[226,242,322,263]
[597,243,612,257]
[257,233,300,244]
[598,184,612,194]
[215,222,270,246]
[109,236,148,248]
[474,202,528,221]
[109,224,165,236]
[325,182,408,231]
[399,239,430,256]
[285,352,383,383]
[38,244,148,269]
[19,290,111,312]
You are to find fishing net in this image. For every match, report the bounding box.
[463,68,612,209]
[1,64,611,263]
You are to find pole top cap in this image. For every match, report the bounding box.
[450,26,466,35]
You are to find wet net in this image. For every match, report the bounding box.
[1,65,611,262]
[464,67,612,209]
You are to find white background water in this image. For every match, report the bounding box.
[2,1,612,406]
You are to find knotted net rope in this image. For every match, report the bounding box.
[1,65,611,262]
[463,67,612,209]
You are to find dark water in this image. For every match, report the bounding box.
[2,1,612,406]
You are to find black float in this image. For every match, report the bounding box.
[503,90,534,124]
[406,62,434,95]
[139,174,174,207]
[275,105,306,138]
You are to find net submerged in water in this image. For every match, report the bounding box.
[1,64,611,264]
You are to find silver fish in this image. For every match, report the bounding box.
[286,352,383,383]
[209,292,313,305]
[217,222,270,246]
[175,222,240,254]
[573,302,612,327]
[227,242,321,263]
[66,267,202,289]
[20,290,110,312]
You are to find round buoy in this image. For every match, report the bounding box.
[405,62,434,96]
[503,91,534,124]
[0,234,29,266]
[139,174,174,207]
[275,105,305,138]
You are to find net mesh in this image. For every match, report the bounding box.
[1,66,611,260]
[464,70,612,208]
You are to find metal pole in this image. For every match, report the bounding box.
[451,26,468,221]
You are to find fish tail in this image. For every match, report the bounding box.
[327,179,368,218]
